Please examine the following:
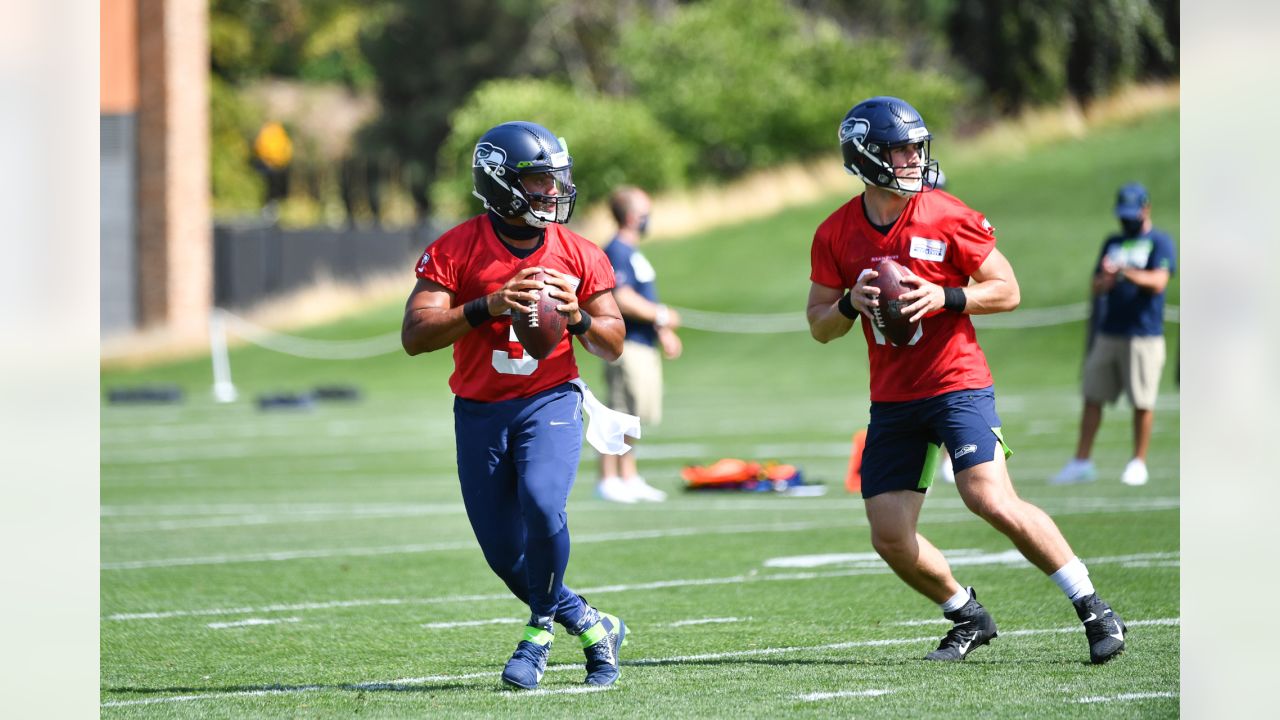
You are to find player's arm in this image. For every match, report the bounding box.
[1116,266,1170,293]
[898,247,1021,321]
[401,269,542,355]
[542,269,625,361]
[808,277,876,343]
[612,285,681,329]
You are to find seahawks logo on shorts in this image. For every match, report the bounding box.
[954,443,978,459]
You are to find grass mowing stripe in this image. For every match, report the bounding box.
[100,618,1178,708]
[105,551,1177,622]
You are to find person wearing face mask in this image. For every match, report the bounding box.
[1051,183,1177,487]
[596,186,683,503]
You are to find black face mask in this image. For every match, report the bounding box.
[1120,219,1145,237]
[637,215,650,237]
[488,210,545,242]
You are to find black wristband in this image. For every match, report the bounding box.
[567,312,593,336]
[837,292,858,320]
[943,287,967,313]
[463,297,491,327]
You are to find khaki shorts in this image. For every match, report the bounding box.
[605,340,664,425]
[1082,334,1166,410]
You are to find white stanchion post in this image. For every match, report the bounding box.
[210,308,238,403]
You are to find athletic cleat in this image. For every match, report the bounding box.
[1051,458,1097,485]
[925,587,998,661]
[1074,593,1127,664]
[1120,458,1148,486]
[501,618,554,689]
[627,476,668,502]
[579,611,627,685]
[597,476,638,503]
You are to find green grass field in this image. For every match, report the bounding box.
[101,109,1179,717]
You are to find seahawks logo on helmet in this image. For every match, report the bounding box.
[839,117,870,146]
[473,142,508,173]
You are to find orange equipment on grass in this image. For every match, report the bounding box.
[845,429,867,493]
[681,458,801,491]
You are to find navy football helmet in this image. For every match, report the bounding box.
[838,96,940,196]
[472,121,576,227]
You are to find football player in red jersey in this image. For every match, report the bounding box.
[402,121,627,689]
[806,97,1127,665]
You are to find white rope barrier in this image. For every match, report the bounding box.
[217,309,403,360]
[208,303,1181,400]
[670,302,1178,333]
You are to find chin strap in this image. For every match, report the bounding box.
[488,210,545,241]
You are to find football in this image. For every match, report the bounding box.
[511,271,567,360]
[869,258,919,346]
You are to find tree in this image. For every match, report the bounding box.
[358,0,543,220]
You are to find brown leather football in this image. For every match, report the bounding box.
[511,271,567,360]
[869,258,919,346]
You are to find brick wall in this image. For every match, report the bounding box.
[136,0,210,336]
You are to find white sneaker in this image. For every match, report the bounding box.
[1121,458,1148,486]
[1050,458,1097,485]
[626,476,668,502]
[596,476,638,503]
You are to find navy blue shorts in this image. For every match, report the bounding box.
[860,386,1011,499]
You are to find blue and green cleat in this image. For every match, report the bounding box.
[501,618,554,690]
[578,611,627,685]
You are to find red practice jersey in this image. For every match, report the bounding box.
[415,215,615,402]
[810,190,998,402]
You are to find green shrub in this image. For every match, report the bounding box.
[209,76,263,214]
[432,78,691,218]
[614,0,963,178]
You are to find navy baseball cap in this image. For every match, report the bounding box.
[1114,182,1150,220]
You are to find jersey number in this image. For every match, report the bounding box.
[491,318,538,375]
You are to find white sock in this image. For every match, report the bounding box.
[1050,557,1095,601]
[939,586,971,613]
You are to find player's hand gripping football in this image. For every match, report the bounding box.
[849,269,881,320]
[898,271,946,323]
[490,266,548,316]
[540,267,582,324]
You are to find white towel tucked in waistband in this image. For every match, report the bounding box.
[569,378,640,455]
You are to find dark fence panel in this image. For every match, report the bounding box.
[213,222,440,310]
[101,113,137,332]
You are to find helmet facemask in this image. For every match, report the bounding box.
[844,136,939,197]
[517,166,576,227]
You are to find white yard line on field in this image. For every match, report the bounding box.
[207,617,300,629]
[666,617,748,627]
[100,521,839,569]
[797,689,895,701]
[100,495,1180,533]
[103,552,1177,622]
[100,618,1180,708]
[1076,691,1179,704]
[504,685,615,697]
[101,495,1179,568]
[422,618,518,629]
